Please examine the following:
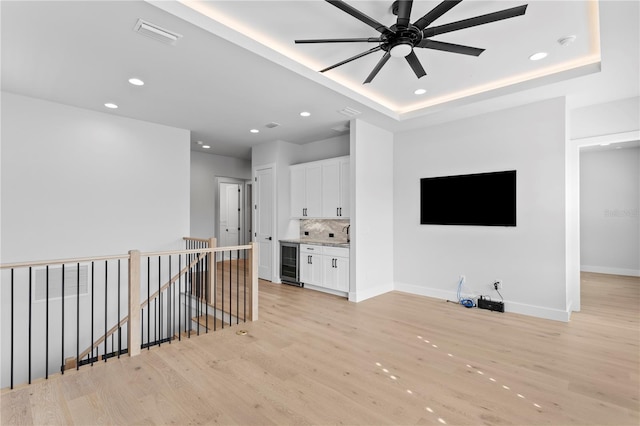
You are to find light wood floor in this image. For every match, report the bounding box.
[2,272,638,425]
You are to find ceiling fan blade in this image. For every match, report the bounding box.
[326,0,393,35]
[405,50,427,79]
[413,0,462,30]
[418,39,484,56]
[295,37,382,44]
[423,4,528,37]
[364,52,391,84]
[396,0,414,28]
[320,45,383,73]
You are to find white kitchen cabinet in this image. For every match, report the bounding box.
[292,156,350,219]
[321,157,350,218]
[300,244,349,295]
[290,163,322,218]
[322,246,349,292]
[300,244,322,286]
[339,159,350,218]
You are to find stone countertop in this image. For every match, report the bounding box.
[279,239,350,248]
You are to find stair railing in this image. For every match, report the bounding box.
[0,238,259,390]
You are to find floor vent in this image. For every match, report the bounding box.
[133,19,182,45]
[34,265,89,301]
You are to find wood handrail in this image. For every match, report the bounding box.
[183,237,211,243]
[0,245,246,270]
[140,245,251,258]
[0,254,130,270]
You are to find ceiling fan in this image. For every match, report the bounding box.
[295,0,528,84]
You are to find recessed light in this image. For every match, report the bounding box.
[300,111,311,117]
[128,78,144,86]
[202,145,210,149]
[250,129,259,134]
[414,88,427,95]
[104,103,118,109]
[529,52,548,61]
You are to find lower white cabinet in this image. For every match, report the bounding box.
[300,246,322,286]
[300,244,349,294]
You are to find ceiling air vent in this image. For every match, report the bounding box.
[265,122,280,129]
[337,107,361,117]
[134,19,182,45]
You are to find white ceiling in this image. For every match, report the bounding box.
[1,1,638,159]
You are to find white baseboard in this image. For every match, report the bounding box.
[581,265,640,277]
[394,281,570,322]
[349,282,394,303]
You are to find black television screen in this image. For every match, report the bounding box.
[420,170,516,226]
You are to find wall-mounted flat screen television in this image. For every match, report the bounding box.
[420,170,516,226]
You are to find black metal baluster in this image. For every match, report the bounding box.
[90,262,94,366]
[178,255,182,341]
[158,256,161,347]
[61,264,65,373]
[104,260,108,362]
[205,251,209,334]
[237,249,240,325]
[118,259,121,358]
[196,253,200,336]
[221,251,225,329]
[76,263,80,370]
[168,255,172,343]
[229,251,232,327]
[188,254,191,338]
[10,268,14,389]
[28,267,32,384]
[46,265,49,378]
[147,257,150,349]
[243,249,247,322]
[214,251,217,332]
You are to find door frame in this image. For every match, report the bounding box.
[568,130,640,314]
[215,177,250,246]
[253,163,277,282]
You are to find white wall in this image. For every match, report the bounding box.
[1,92,190,261]
[571,97,640,140]
[580,147,640,276]
[190,151,251,239]
[394,98,570,321]
[350,119,394,302]
[1,92,190,388]
[294,134,349,164]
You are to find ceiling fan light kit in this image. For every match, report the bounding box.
[295,0,528,84]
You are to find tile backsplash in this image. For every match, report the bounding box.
[300,219,350,243]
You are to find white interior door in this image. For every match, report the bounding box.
[220,183,240,251]
[255,166,274,281]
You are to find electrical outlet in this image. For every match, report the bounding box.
[493,280,502,290]
[329,233,334,238]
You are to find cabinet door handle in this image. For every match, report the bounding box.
[339,207,342,216]
[337,207,339,217]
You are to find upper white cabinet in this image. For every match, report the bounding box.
[321,158,350,218]
[290,163,322,218]
[291,156,350,219]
